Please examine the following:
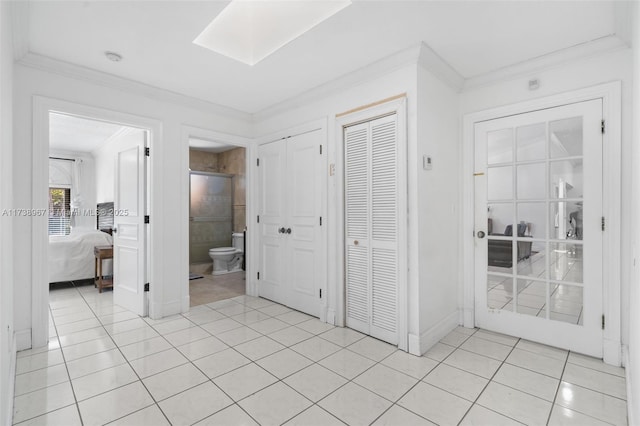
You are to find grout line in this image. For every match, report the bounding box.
[546,349,570,425]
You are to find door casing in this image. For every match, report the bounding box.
[462,82,622,366]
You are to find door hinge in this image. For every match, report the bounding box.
[602,216,605,231]
[145,147,150,156]
[144,283,149,292]
[257,272,260,280]
[319,217,322,226]
[257,158,260,166]
[319,289,322,298]
[144,215,150,224]
[601,119,605,134]
[257,215,260,223]
[602,314,605,330]
[320,145,323,155]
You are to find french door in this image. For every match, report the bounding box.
[257,130,323,317]
[474,99,603,357]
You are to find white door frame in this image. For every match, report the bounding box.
[180,125,255,310]
[334,97,408,351]
[32,96,160,349]
[254,118,328,321]
[461,82,622,366]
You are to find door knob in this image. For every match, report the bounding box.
[286,228,292,234]
[477,231,485,239]
[278,227,286,234]
[354,240,359,246]
[112,228,118,234]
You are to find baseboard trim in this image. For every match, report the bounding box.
[5,333,16,426]
[623,345,636,426]
[408,333,421,355]
[418,310,460,355]
[603,337,622,367]
[15,329,31,352]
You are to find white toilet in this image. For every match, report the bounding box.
[208,232,244,275]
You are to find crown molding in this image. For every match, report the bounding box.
[11,0,30,61]
[463,34,628,92]
[253,43,424,122]
[17,52,253,122]
[416,42,465,92]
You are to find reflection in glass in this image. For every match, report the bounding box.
[517,245,544,279]
[487,274,512,309]
[550,159,583,201]
[550,284,583,325]
[488,166,513,200]
[517,163,545,200]
[550,116,583,158]
[517,202,545,242]
[549,242,583,283]
[488,203,513,236]
[487,128,513,165]
[517,122,546,161]
[550,202,583,240]
[488,239,513,270]
[514,280,546,317]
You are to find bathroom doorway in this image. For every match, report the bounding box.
[188,139,247,306]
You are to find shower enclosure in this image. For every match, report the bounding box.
[190,171,234,264]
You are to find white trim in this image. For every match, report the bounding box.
[21,53,251,122]
[5,334,16,426]
[416,42,464,92]
[463,35,627,91]
[623,345,636,426]
[9,1,29,61]
[462,81,622,365]
[15,329,31,352]
[32,97,161,338]
[416,310,459,355]
[334,97,408,351]
[180,126,255,308]
[254,118,328,320]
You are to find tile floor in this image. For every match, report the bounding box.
[188,270,246,307]
[13,283,627,425]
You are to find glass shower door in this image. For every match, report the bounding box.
[190,172,234,263]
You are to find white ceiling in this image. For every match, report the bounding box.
[27,1,617,114]
[49,113,127,153]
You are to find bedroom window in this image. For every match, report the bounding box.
[49,187,71,235]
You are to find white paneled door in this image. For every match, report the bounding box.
[258,130,323,317]
[345,114,399,345]
[474,99,603,357]
[113,130,148,316]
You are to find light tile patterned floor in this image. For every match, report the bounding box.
[13,284,627,425]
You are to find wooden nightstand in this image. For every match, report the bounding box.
[94,245,113,293]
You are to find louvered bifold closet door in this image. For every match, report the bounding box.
[370,114,398,344]
[344,114,399,345]
[345,122,371,335]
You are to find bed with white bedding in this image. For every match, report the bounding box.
[49,228,113,283]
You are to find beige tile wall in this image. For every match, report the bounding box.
[189,148,246,232]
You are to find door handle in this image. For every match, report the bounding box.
[278,227,286,234]
[286,228,292,234]
[477,231,485,239]
[112,228,118,234]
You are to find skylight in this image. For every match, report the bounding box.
[193,0,352,66]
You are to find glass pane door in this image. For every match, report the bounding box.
[475,99,603,356]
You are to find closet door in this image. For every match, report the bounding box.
[257,140,287,305]
[258,131,323,317]
[345,114,398,344]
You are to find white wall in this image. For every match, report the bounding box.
[255,59,461,355]
[49,149,96,230]
[461,48,633,350]
[415,64,461,353]
[93,128,145,204]
[13,63,251,348]
[0,2,15,424]
[627,2,640,423]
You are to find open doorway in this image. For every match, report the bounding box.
[47,111,149,315]
[188,138,247,306]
